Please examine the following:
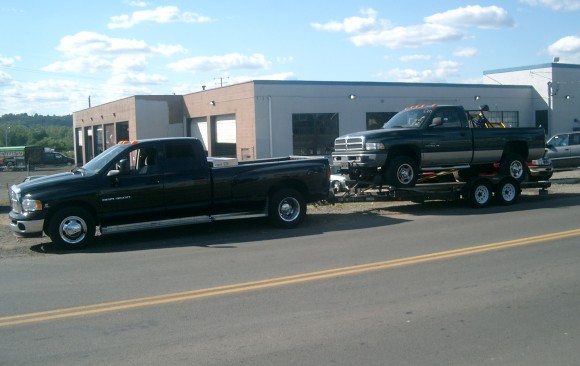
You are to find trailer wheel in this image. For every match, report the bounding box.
[467,178,493,208]
[268,188,306,228]
[495,177,520,205]
[499,153,528,182]
[48,207,95,249]
[386,156,418,188]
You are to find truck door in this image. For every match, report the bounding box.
[421,108,473,166]
[162,141,211,218]
[98,144,164,226]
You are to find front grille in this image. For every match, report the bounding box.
[334,136,364,151]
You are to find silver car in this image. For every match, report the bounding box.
[546,132,580,169]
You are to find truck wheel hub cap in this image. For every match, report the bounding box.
[62,218,84,239]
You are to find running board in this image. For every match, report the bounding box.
[421,165,471,171]
[100,212,268,235]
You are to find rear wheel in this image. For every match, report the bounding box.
[499,154,528,182]
[268,188,306,228]
[386,156,418,188]
[495,177,520,205]
[467,178,493,208]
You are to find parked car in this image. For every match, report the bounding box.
[43,151,75,166]
[330,167,348,192]
[546,131,580,169]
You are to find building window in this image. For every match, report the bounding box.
[367,112,397,130]
[468,110,520,128]
[292,113,339,155]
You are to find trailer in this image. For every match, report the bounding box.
[329,174,551,208]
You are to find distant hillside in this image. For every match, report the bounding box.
[0,113,72,127]
[0,113,74,152]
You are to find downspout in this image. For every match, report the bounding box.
[547,82,552,136]
[268,96,273,158]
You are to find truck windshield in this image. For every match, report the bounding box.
[81,144,128,175]
[383,108,433,129]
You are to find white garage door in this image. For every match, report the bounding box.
[215,114,236,144]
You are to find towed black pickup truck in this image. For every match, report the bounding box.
[332,105,548,187]
[9,138,330,249]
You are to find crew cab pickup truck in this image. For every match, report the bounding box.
[332,105,547,187]
[9,138,330,249]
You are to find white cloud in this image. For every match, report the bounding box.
[168,53,272,73]
[108,6,211,29]
[43,57,112,73]
[454,47,478,57]
[424,5,515,29]
[312,6,514,49]
[400,54,432,62]
[43,32,186,76]
[108,72,167,86]
[350,24,465,48]
[127,0,148,7]
[0,70,12,86]
[0,79,90,115]
[310,8,387,33]
[519,0,580,11]
[0,55,20,67]
[547,35,580,62]
[55,32,185,58]
[377,60,462,82]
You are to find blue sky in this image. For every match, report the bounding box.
[1,0,579,115]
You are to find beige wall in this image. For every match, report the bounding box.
[183,82,256,159]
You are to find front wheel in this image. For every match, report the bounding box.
[268,188,306,228]
[48,207,95,249]
[385,156,418,188]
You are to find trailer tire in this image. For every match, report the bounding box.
[499,153,528,182]
[495,177,520,205]
[467,178,493,208]
[48,207,95,249]
[386,156,418,188]
[268,188,306,228]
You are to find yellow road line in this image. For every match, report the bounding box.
[2,228,580,327]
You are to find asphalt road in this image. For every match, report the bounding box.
[1,192,580,365]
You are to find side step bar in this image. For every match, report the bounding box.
[100,212,268,235]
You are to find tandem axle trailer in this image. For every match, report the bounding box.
[330,175,551,208]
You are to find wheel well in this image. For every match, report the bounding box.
[268,180,308,201]
[502,142,529,161]
[43,202,98,233]
[384,145,421,167]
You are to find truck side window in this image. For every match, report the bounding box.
[433,110,461,128]
[137,147,159,175]
[165,143,197,172]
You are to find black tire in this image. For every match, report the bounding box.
[467,178,493,208]
[495,177,520,205]
[48,207,95,249]
[499,153,528,182]
[268,188,306,228]
[386,156,418,188]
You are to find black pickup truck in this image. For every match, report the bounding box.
[332,105,548,187]
[9,138,330,249]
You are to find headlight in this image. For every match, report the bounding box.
[365,142,385,150]
[21,198,43,212]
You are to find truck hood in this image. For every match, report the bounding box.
[12,171,95,198]
[337,128,416,140]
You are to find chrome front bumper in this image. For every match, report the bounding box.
[10,218,45,236]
